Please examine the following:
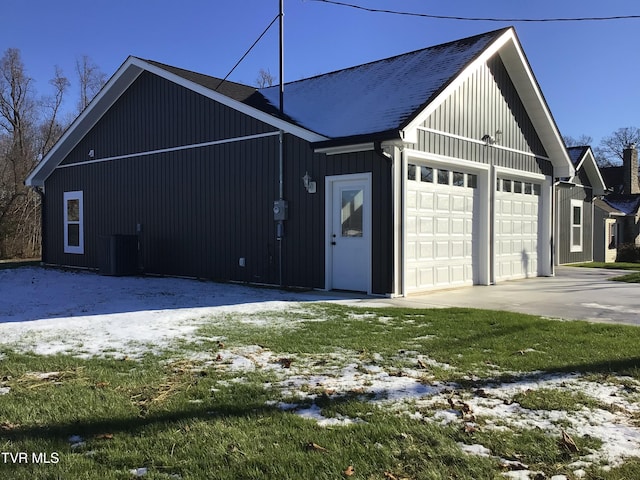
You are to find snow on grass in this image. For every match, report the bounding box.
[0,267,327,358]
[2,267,640,472]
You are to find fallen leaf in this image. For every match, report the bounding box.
[95,382,109,388]
[95,433,114,440]
[384,473,399,480]
[417,359,428,369]
[279,358,293,368]
[343,465,355,477]
[305,442,329,452]
[217,341,225,349]
[559,429,579,453]
[463,423,478,434]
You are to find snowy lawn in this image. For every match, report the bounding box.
[1,266,640,479]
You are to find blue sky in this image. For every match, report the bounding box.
[2,0,639,145]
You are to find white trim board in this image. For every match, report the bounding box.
[55,132,280,170]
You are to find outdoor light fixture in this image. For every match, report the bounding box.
[302,171,316,193]
[482,130,502,147]
[481,134,495,146]
[88,149,95,158]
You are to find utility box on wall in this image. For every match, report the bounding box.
[273,200,288,221]
[99,234,138,276]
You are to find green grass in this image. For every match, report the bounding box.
[1,304,640,479]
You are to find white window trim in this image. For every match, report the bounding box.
[570,199,583,253]
[63,191,84,254]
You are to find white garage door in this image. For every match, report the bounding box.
[405,164,479,292]
[494,178,541,281]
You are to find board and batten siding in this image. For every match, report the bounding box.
[44,71,394,294]
[415,54,553,176]
[556,185,594,264]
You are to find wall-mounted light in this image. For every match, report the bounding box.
[481,134,495,146]
[482,130,502,147]
[88,149,95,158]
[302,171,317,193]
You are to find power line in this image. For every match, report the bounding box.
[216,14,280,91]
[310,0,640,22]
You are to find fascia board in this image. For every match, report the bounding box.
[581,149,607,196]
[26,56,144,187]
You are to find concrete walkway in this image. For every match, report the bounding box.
[347,267,640,325]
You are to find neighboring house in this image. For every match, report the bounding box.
[596,144,640,261]
[26,27,574,296]
[555,146,605,264]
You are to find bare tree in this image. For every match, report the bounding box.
[256,68,275,88]
[564,133,614,168]
[0,49,69,259]
[76,54,106,112]
[599,127,640,165]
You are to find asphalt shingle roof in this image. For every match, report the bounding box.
[258,28,508,140]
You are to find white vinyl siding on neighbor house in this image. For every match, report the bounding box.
[63,191,84,254]
[570,199,583,253]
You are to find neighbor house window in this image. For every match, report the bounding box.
[64,191,84,254]
[570,199,583,253]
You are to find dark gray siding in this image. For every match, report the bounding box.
[556,185,594,264]
[416,55,552,176]
[281,136,392,294]
[43,72,393,294]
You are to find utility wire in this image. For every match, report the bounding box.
[216,14,280,91]
[311,0,640,22]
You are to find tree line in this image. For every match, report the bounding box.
[0,48,105,259]
[564,127,640,167]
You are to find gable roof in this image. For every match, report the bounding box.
[566,146,606,195]
[603,195,640,216]
[26,27,573,187]
[260,27,572,176]
[259,29,505,140]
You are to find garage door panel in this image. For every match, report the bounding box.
[495,178,541,281]
[406,163,478,292]
[451,218,465,234]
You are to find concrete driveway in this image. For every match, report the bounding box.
[371,267,640,325]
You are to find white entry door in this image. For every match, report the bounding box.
[327,174,371,292]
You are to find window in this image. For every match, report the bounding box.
[533,183,541,196]
[64,191,84,254]
[437,169,450,185]
[420,166,433,183]
[524,183,532,195]
[407,164,416,181]
[514,181,522,194]
[452,172,464,187]
[502,179,512,193]
[467,174,478,189]
[608,222,618,249]
[341,189,363,237]
[570,200,583,252]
